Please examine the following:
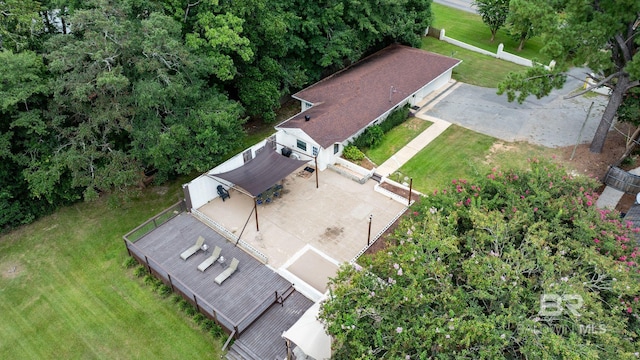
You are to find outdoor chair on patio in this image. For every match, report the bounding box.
[197,246,222,272]
[214,258,239,285]
[217,185,230,201]
[180,236,205,260]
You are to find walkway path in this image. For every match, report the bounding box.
[376,116,451,177]
[375,82,460,177]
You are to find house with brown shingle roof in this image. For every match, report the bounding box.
[275,44,461,170]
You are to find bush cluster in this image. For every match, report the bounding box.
[342,145,365,161]
[352,104,410,149]
[321,160,640,359]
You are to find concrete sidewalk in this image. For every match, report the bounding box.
[374,82,459,177]
[376,116,451,177]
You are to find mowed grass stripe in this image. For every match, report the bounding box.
[431,3,552,64]
[421,37,526,88]
[366,117,432,165]
[398,125,495,193]
[0,181,220,359]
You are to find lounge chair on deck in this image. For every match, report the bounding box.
[180,236,205,260]
[214,258,239,285]
[197,246,222,272]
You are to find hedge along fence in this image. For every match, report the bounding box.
[604,166,640,194]
[425,27,556,70]
[352,104,411,149]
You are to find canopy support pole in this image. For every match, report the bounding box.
[254,199,260,232]
[315,156,319,189]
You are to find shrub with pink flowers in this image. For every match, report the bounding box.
[321,160,640,359]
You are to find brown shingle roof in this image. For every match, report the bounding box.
[277,44,461,148]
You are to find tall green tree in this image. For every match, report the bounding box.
[321,161,640,359]
[0,50,71,229]
[30,0,245,200]
[0,0,44,51]
[505,0,554,51]
[498,0,640,154]
[473,0,510,42]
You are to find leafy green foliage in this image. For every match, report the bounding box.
[505,0,552,51]
[378,104,410,133]
[498,0,640,153]
[618,88,640,126]
[354,125,384,149]
[342,145,365,161]
[497,65,566,103]
[321,160,640,359]
[0,0,433,229]
[473,0,509,42]
[0,0,44,51]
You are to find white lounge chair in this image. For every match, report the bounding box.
[180,236,205,260]
[214,258,239,285]
[197,246,222,272]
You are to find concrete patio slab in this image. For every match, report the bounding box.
[197,169,407,270]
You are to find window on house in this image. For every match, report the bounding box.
[333,144,339,154]
[312,146,319,156]
[296,139,307,152]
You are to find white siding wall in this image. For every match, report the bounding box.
[183,138,270,209]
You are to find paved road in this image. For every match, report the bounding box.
[425,68,609,148]
[434,0,476,14]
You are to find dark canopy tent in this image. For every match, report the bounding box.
[211,147,309,197]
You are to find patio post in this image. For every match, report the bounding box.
[315,156,319,189]
[367,214,373,246]
[408,178,413,205]
[254,199,260,232]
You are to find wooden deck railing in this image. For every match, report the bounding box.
[124,237,294,341]
[123,201,186,243]
[124,239,237,334]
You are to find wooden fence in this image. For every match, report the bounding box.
[604,166,640,194]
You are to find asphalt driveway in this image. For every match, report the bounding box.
[426,68,609,148]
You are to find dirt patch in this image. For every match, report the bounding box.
[557,123,631,180]
[379,182,421,202]
[617,193,636,214]
[2,261,23,279]
[363,207,410,256]
[484,142,517,164]
[343,157,376,170]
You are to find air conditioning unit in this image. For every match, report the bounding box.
[290,153,300,160]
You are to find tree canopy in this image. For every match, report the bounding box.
[321,160,640,359]
[497,0,640,153]
[473,0,510,43]
[0,0,431,230]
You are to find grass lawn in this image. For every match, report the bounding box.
[0,182,221,359]
[394,125,495,193]
[431,3,553,64]
[421,37,526,88]
[394,126,564,193]
[365,117,432,165]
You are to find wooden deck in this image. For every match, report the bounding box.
[227,291,313,360]
[131,213,293,328]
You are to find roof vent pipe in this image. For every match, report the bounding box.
[305,115,311,121]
